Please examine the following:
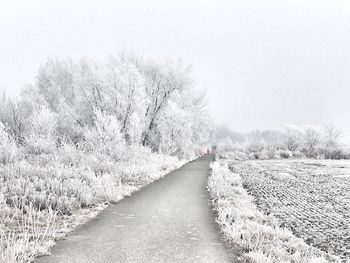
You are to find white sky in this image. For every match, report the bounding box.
[1,0,350,142]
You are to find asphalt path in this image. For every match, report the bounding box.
[35,155,236,263]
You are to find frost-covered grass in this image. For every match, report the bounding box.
[0,140,183,262]
[208,156,342,263]
[0,206,56,263]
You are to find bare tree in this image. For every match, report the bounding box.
[141,60,192,149]
[323,125,342,148]
[303,127,321,157]
[284,126,302,152]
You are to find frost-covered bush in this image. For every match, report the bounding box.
[84,109,125,160]
[56,99,85,144]
[260,145,279,159]
[321,147,349,160]
[0,122,22,164]
[218,151,249,161]
[25,107,58,155]
[56,142,85,167]
[278,150,292,159]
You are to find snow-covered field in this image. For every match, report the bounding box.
[209,154,350,262]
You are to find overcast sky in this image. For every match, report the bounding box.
[1,0,350,142]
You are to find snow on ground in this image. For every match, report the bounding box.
[208,154,349,263]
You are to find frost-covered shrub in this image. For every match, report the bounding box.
[321,148,349,160]
[86,153,117,177]
[84,109,125,159]
[56,99,85,144]
[278,150,292,159]
[56,142,85,167]
[219,151,249,161]
[25,107,58,155]
[247,143,264,155]
[260,146,279,159]
[93,173,123,202]
[292,150,303,158]
[25,135,57,155]
[0,122,22,164]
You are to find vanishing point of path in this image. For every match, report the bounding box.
[36,155,236,263]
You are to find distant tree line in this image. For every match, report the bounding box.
[213,124,349,160]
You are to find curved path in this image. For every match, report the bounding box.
[36,155,236,263]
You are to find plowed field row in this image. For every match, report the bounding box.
[228,160,350,261]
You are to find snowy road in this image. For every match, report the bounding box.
[35,155,236,263]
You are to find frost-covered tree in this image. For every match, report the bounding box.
[322,125,342,149]
[37,59,75,110]
[20,55,210,159]
[105,55,146,143]
[321,125,344,159]
[302,127,321,158]
[284,125,303,152]
[140,60,193,149]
